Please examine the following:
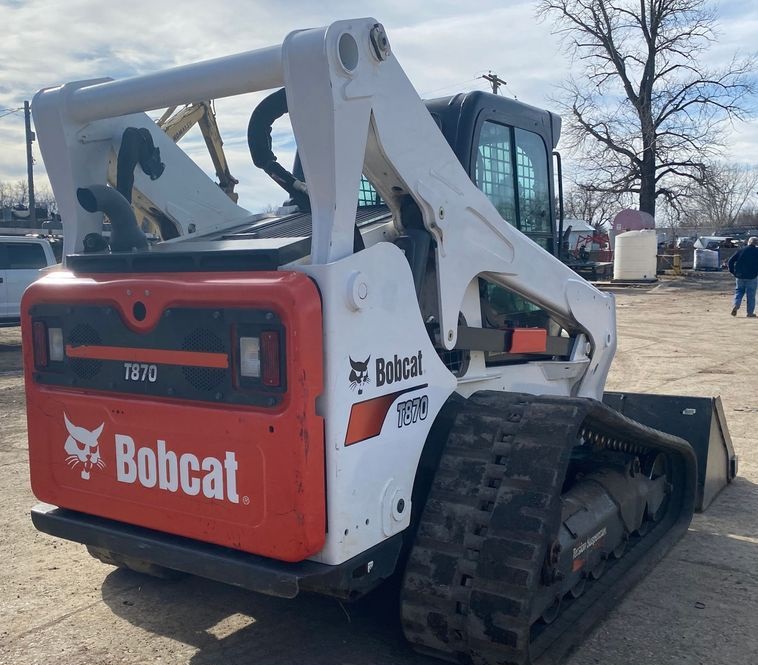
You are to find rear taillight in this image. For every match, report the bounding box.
[32,322,64,370]
[237,329,283,389]
[32,321,49,369]
[261,331,281,387]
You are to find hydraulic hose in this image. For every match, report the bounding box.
[116,127,165,203]
[247,88,310,212]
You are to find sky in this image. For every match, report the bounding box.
[0,0,756,215]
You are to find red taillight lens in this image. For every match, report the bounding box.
[32,321,49,369]
[261,331,281,387]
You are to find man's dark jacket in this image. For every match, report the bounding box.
[728,245,758,279]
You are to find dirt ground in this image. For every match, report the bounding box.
[1,271,757,665]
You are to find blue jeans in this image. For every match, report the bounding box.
[734,277,757,314]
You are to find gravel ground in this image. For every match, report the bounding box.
[1,271,756,665]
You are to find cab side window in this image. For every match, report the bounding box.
[7,243,47,269]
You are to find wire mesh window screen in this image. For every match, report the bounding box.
[475,122,517,226]
[357,176,382,207]
[514,128,551,235]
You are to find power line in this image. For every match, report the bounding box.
[420,78,478,97]
[0,107,23,120]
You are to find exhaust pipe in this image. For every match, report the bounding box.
[76,185,148,252]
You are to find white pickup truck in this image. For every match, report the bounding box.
[0,236,59,322]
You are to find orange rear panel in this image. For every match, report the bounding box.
[23,271,325,562]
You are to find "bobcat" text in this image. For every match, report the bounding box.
[115,435,239,503]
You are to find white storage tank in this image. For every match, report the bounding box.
[694,248,720,271]
[613,230,658,281]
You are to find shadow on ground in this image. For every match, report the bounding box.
[98,477,758,665]
[101,567,434,665]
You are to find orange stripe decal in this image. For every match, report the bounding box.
[344,384,427,446]
[65,344,229,368]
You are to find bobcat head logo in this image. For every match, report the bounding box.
[349,356,371,396]
[64,414,105,480]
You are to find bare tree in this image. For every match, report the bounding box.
[11,179,28,207]
[563,183,626,230]
[538,0,756,218]
[0,181,11,208]
[734,207,758,229]
[34,185,58,215]
[0,179,57,219]
[684,162,758,228]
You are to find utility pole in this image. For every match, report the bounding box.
[480,71,507,95]
[24,100,36,225]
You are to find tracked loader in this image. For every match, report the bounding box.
[23,18,736,665]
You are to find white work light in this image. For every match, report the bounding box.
[239,336,261,378]
[48,327,64,362]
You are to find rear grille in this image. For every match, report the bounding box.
[181,328,226,392]
[69,324,103,379]
[31,305,285,407]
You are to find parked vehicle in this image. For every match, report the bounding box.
[694,236,738,250]
[0,236,58,322]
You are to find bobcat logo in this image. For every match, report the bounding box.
[64,414,106,480]
[349,356,371,396]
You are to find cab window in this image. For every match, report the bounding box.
[6,243,47,269]
[358,176,382,207]
[475,121,516,225]
[514,128,551,236]
[479,279,547,330]
[474,122,555,354]
[475,120,553,246]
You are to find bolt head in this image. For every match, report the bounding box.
[369,23,391,61]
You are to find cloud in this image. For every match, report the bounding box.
[0,0,754,215]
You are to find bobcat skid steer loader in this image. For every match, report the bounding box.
[23,18,735,665]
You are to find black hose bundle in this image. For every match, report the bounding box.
[116,127,165,203]
[247,88,310,212]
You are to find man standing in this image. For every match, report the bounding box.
[728,237,758,318]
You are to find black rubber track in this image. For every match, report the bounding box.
[400,391,697,665]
